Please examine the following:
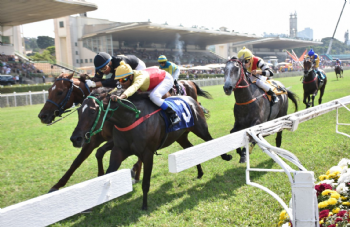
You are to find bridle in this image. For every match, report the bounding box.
[226,58,250,91]
[303,60,317,84]
[46,78,90,117]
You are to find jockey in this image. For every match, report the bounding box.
[237,47,279,104]
[85,52,146,88]
[335,58,343,69]
[306,49,324,82]
[111,61,180,125]
[158,55,180,94]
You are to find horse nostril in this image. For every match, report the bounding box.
[229,86,233,91]
[39,114,47,120]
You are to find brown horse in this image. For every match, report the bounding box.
[70,87,232,210]
[335,65,343,80]
[303,59,327,108]
[38,73,213,192]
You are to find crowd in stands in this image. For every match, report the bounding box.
[112,48,223,66]
[0,54,43,83]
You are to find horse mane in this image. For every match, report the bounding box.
[78,73,91,83]
[91,87,151,101]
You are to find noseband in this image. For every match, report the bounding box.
[46,78,90,117]
[226,59,249,91]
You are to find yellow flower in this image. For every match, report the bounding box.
[279,210,286,220]
[319,175,328,181]
[318,201,329,208]
[320,219,324,224]
[342,202,350,206]
[278,221,284,226]
[328,198,338,205]
[331,192,341,199]
[328,212,333,217]
[341,196,347,201]
[333,208,340,214]
[326,170,330,175]
[322,189,333,196]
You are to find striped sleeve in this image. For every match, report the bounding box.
[257,59,274,77]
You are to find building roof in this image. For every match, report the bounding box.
[231,37,322,49]
[82,22,260,46]
[0,0,98,26]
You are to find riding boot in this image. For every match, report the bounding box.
[266,89,279,104]
[317,71,324,82]
[165,106,181,125]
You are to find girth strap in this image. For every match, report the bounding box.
[114,108,161,131]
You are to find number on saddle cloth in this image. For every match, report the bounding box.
[160,97,194,133]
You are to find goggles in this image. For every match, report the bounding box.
[159,62,166,65]
[119,77,129,83]
[244,59,251,64]
[100,64,109,72]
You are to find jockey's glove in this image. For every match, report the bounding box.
[86,79,96,88]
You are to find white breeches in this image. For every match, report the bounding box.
[135,59,146,70]
[172,68,180,80]
[254,75,271,92]
[149,72,174,106]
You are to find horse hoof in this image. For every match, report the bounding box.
[197,172,204,179]
[239,157,246,163]
[141,205,148,210]
[130,169,136,178]
[132,179,140,185]
[226,154,232,161]
[48,188,58,193]
[80,208,93,214]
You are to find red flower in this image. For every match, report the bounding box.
[319,210,330,220]
[327,225,336,227]
[315,183,333,197]
[337,210,347,217]
[335,217,343,223]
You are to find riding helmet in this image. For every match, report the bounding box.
[94,52,112,71]
[158,55,167,63]
[237,47,253,61]
[308,49,315,56]
[114,61,133,79]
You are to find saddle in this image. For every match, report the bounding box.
[252,80,287,102]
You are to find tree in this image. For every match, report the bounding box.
[293,37,350,56]
[46,46,55,56]
[30,50,55,62]
[36,36,54,49]
[24,37,39,52]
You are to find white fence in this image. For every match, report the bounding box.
[169,95,350,227]
[0,90,49,108]
[0,169,133,227]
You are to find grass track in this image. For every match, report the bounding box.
[1,71,350,226]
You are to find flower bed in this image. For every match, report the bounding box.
[278,159,350,227]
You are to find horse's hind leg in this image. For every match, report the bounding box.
[140,150,154,210]
[303,93,310,109]
[95,140,114,176]
[276,131,282,147]
[176,132,203,179]
[319,84,326,105]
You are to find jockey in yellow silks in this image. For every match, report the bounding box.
[237,47,279,104]
[158,55,180,94]
[111,61,180,125]
[306,49,325,81]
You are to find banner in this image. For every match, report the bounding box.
[298,49,308,61]
[286,50,298,61]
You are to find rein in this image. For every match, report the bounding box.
[226,59,250,90]
[303,68,317,84]
[85,96,141,143]
[46,78,90,118]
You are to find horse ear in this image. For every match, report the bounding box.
[68,72,74,79]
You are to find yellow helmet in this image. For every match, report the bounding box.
[237,47,253,61]
[114,61,133,79]
[158,55,167,63]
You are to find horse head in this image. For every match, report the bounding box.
[303,58,313,76]
[70,87,113,147]
[38,72,90,124]
[223,57,245,96]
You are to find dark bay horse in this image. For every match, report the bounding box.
[70,87,232,210]
[38,73,213,192]
[223,58,298,163]
[335,65,343,80]
[303,59,327,108]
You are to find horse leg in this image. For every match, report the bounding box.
[131,158,143,183]
[276,131,283,147]
[95,140,114,176]
[106,146,130,174]
[229,124,246,163]
[311,94,315,107]
[49,138,103,192]
[140,150,154,210]
[303,93,310,109]
[176,132,204,179]
[319,85,326,105]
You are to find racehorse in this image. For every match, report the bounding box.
[38,73,213,192]
[70,87,232,210]
[223,57,298,163]
[303,58,327,108]
[335,65,343,80]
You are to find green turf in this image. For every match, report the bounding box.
[0,71,350,226]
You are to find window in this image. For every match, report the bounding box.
[76,59,79,64]
[90,59,92,63]
[80,59,83,63]
[59,21,64,28]
[75,42,77,47]
[85,59,88,63]
[75,51,78,55]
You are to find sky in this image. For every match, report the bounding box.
[22,0,350,42]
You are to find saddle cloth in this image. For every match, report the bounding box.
[253,80,288,102]
[160,97,194,133]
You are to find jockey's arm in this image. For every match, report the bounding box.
[122,74,147,98]
[256,59,274,77]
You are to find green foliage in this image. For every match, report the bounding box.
[294,37,350,56]
[36,36,54,50]
[46,46,55,56]
[0,71,350,226]
[30,50,55,62]
[24,37,38,50]
[0,84,52,93]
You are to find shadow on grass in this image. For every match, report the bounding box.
[57,158,275,226]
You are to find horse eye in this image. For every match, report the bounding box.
[89,109,96,115]
[57,91,63,96]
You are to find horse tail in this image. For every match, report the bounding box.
[286,89,298,112]
[192,81,213,99]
